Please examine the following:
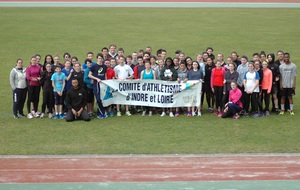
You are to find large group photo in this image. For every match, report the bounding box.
[10,46,297,121]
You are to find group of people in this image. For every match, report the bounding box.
[9,44,297,121]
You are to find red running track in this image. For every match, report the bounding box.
[0,155,300,183]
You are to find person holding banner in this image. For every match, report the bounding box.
[160,57,178,117]
[175,61,188,117]
[187,61,204,117]
[140,60,156,116]
[114,56,134,116]
[88,53,108,119]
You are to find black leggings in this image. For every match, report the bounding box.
[42,89,54,113]
[261,90,270,112]
[27,85,41,113]
[213,86,224,109]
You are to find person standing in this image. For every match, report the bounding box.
[10,59,27,118]
[267,53,280,114]
[65,78,90,122]
[40,63,54,119]
[211,60,225,117]
[279,53,297,115]
[88,54,108,119]
[51,66,66,119]
[114,56,134,116]
[261,61,273,116]
[26,56,42,119]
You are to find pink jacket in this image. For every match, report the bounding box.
[229,88,243,108]
[26,64,41,86]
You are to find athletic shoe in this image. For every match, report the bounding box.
[207,108,213,113]
[136,109,142,113]
[18,113,26,118]
[33,112,40,118]
[142,111,146,116]
[40,113,44,119]
[175,112,179,117]
[88,113,93,118]
[59,114,64,119]
[213,110,219,115]
[97,114,102,119]
[117,111,122,117]
[36,111,41,115]
[290,111,295,116]
[161,112,166,117]
[102,114,108,119]
[48,113,53,119]
[275,109,280,115]
[54,114,59,119]
[149,111,153,116]
[108,111,114,117]
[233,114,240,119]
[279,110,284,115]
[169,112,174,117]
[27,113,33,119]
[197,112,202,116]
[243,113,249,118]
[252,113,260,118]
[265,111,270,116]
[13,114,19,119]
[218,112,222,117]
[187,112,192,117]
[125,111,131,116]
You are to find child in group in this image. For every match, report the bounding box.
[51,66,66,119]
[261,61,273,116]
[105,59,116,117]
[211,60,225,117]
[176,61,188,116]
[204,57,215,113]
[62,59,73,114]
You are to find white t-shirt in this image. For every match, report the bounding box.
[114,64,134,80]
[244,70,260,92]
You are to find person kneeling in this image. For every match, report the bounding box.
[222,81,243,119]
[65,78,90,122]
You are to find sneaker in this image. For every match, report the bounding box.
[198,112,202,116]
[136,109,142,113]
[279,110,284,115]
[125,111,131,116]
[275,109,280,115]
[290,111,295,116]
[108,111,114,117]
[142,111,146,116]
[187,112,192,117]
[48,113,53,119]
[18,113,26,118]
[36,111,41,115]
[207,108,213,113]
[192,112,196,116]
[33,112,40,118]
[233,114,240,119]
[117,111,121,117]
[161,112,166,117]
[169,112,174,117]
[252,113,260,118]
[59,114,64,119]
[218,112,222,117]
[40,113,44,119]
[13,114,19,119]
[54,114,59,119]
[88,113,93,118]
[97,114,103,119]
[27,113,33,119]
[213,110,219,115]
[265,111,270,116]
[243,113,249,118]
[175,112,179,117]
[102,114,108,119]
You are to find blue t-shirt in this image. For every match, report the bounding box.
[84,67,93,89]
[51,72,66,92]
[90,64,107,85]
[62,67,73,91]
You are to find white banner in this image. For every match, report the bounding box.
[100,80,202,108]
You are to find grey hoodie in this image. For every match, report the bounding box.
[10,67,27,90]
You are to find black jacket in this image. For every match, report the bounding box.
[66,86,87,111]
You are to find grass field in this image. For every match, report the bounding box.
[0,8,299,155]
